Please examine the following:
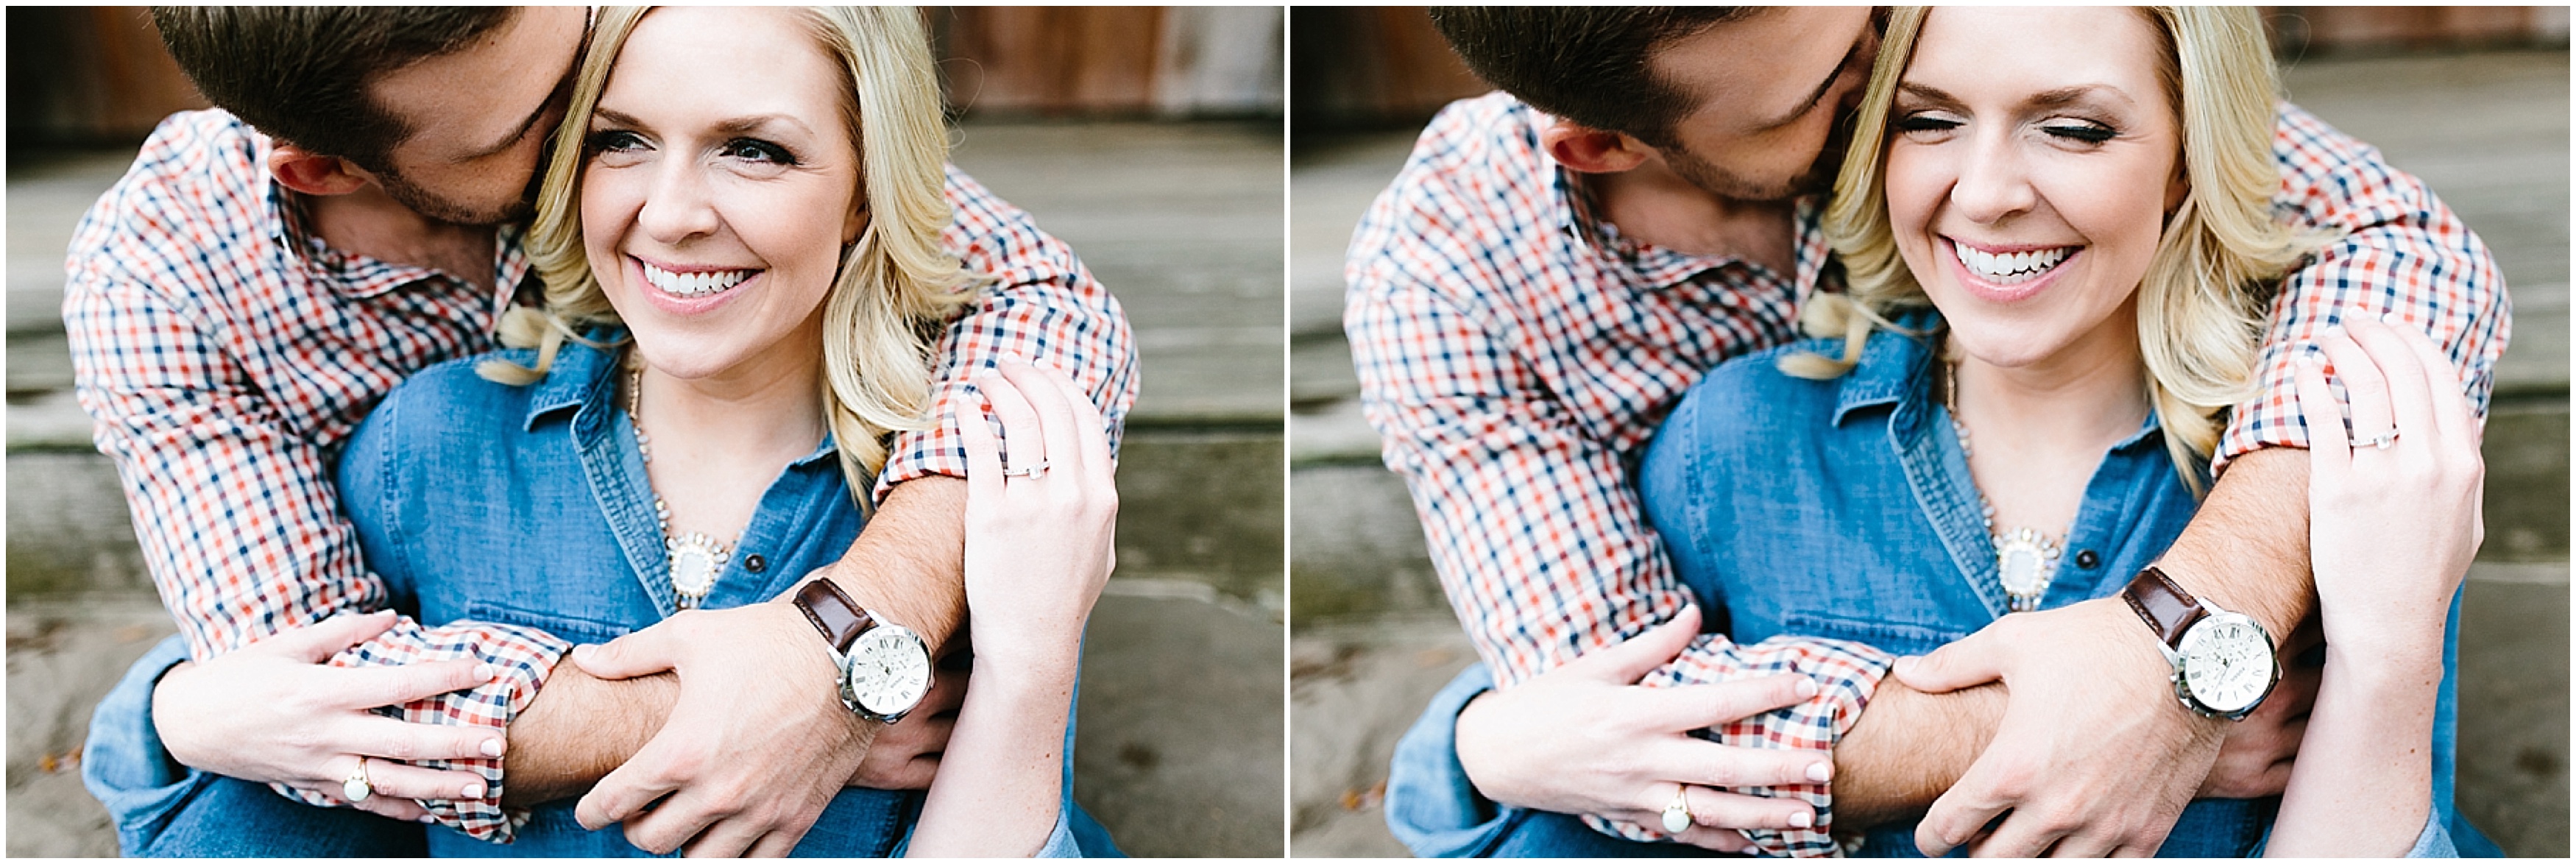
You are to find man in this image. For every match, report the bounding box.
[1348,7,2505,856]
[72,7,1133,855]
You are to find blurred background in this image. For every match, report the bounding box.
[1289,6,2569,857]
[6,7,1283,857]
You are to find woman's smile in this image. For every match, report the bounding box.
[1940,236,2084,303]
[629,254,764,314]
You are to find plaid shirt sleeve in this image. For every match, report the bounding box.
[66,216,565,843]
[2215,103,2510,464]
[1348,200,1886,855]
[872,165,1139,499]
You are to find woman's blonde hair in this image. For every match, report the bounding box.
[1786,6,2329,494]
[478,6,975,509]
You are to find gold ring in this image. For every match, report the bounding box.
[1662,784,1694,834]
[342,759,373,802]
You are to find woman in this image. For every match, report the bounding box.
[1404,6,2484,857]
[96,6,1119,857]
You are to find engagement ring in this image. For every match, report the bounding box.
[343,761,373,802]
[2351,430,2399,450]
[1001,459,1051,478]
[1662,785,1694,834]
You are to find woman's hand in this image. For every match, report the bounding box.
[150,609,507,821]
[1454,606,1827,851]
[958,360,1119,668]
[2294,317,2485,656]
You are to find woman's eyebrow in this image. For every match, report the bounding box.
[711,114,818,138]
[2022,84,2134,111]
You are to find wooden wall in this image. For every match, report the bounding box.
[1291,6,2575,132]
[7,6,1285,148]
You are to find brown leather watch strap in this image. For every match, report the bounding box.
[793,577,875,654]
[2120,565,2208,650]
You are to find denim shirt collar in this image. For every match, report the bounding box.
[520,330,840,469]
[1825,308,2168,454]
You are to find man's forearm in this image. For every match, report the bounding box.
[496,477,966,804]
[502,664,678,805]
[824,476,969,652]
[2154,448,2314,635]
[1831,679,2003,829]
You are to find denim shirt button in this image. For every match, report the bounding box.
[2075,550,2100,569]
[745,553,767,573]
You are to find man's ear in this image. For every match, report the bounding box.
[268,144,372,197]
[1538,117,1652,174]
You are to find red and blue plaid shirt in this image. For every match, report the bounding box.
[65,109,1136,843]
[1345,92,2505,854]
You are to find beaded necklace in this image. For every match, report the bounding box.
[1945,360,2067,613]
[628,359,732,609]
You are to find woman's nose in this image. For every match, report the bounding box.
[636,159,721,244]
[1949,132,2037,224]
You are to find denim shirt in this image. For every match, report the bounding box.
[1384,311,2463,857]
[80,331,1086,857]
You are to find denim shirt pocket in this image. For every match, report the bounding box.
[1780,610,1971,659]
[462,600,630,647]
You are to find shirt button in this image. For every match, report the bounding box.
[744,554,767,573]
[2075,550,2100,569]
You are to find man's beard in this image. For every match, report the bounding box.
[1657,117,1853,204]
[373,169,534,227]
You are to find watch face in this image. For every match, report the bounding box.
[845,627,932,716]
[2179,615,2274,713]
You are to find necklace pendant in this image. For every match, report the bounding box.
[1993,527,2062,613]
[666,533,730,610]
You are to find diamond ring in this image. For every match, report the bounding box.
[1001,460,1050,479]
[2349,430,2399,450]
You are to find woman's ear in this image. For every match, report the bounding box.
[1539,117,1653,174]
[267,144,372,196]
[842,196,869,247]
[2163,163,2190,215]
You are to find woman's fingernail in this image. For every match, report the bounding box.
[462,782,486,799]
[569,644,592,662]
[475,664,498,681]
[1807,762,1833,782]
[1794,677,1819,698]
[482,738,506,757]
[1892,656,1918,675]
[1790,810,1814,828]
[2380,312,2404,325]
[2324,324,2344,338]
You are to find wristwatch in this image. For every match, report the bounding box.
[791,577,933,723]
[2120,566,2279,720]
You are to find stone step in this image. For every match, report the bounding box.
[1287,562,2567,857]
[4,578,1285,858]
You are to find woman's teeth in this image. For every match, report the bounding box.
[1953,243,2073,285]
[640,262,754,297]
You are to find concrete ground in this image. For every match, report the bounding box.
[5,119,1285,857]
[1289,50,2570,856]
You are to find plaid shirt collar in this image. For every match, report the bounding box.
[252,132,533,319]
[1549,152,1836,301]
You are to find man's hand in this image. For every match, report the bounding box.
[1893,599,2225,857]
[152,610,505,823]
[2201,631,2318,800]
[569,602,874,857]
[1455,606,1829,851]
[847,656,967,790]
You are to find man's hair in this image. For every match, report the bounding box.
[150,7,515,170]
[1428,7,1758,144]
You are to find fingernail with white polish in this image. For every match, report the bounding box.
[462,782,485,798]
[2380,312,2403,325]
[1892,656,1918,675]
[1790,811,1814,828]
[482,738,506,757]
[1807,762,1833,782]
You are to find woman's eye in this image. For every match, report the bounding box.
[2043,123,2116,144]
[721,138,798,166]
[1893,114,1961,135]
[585,130,645,153]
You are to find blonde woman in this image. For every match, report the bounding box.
[107,6,1119,857]
[1405,6,2488,857]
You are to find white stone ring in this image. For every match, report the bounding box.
[1662,784,1695,834]
[343,759,374,803]
[1001,460,1050,479]
[2350,430,2399,450]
